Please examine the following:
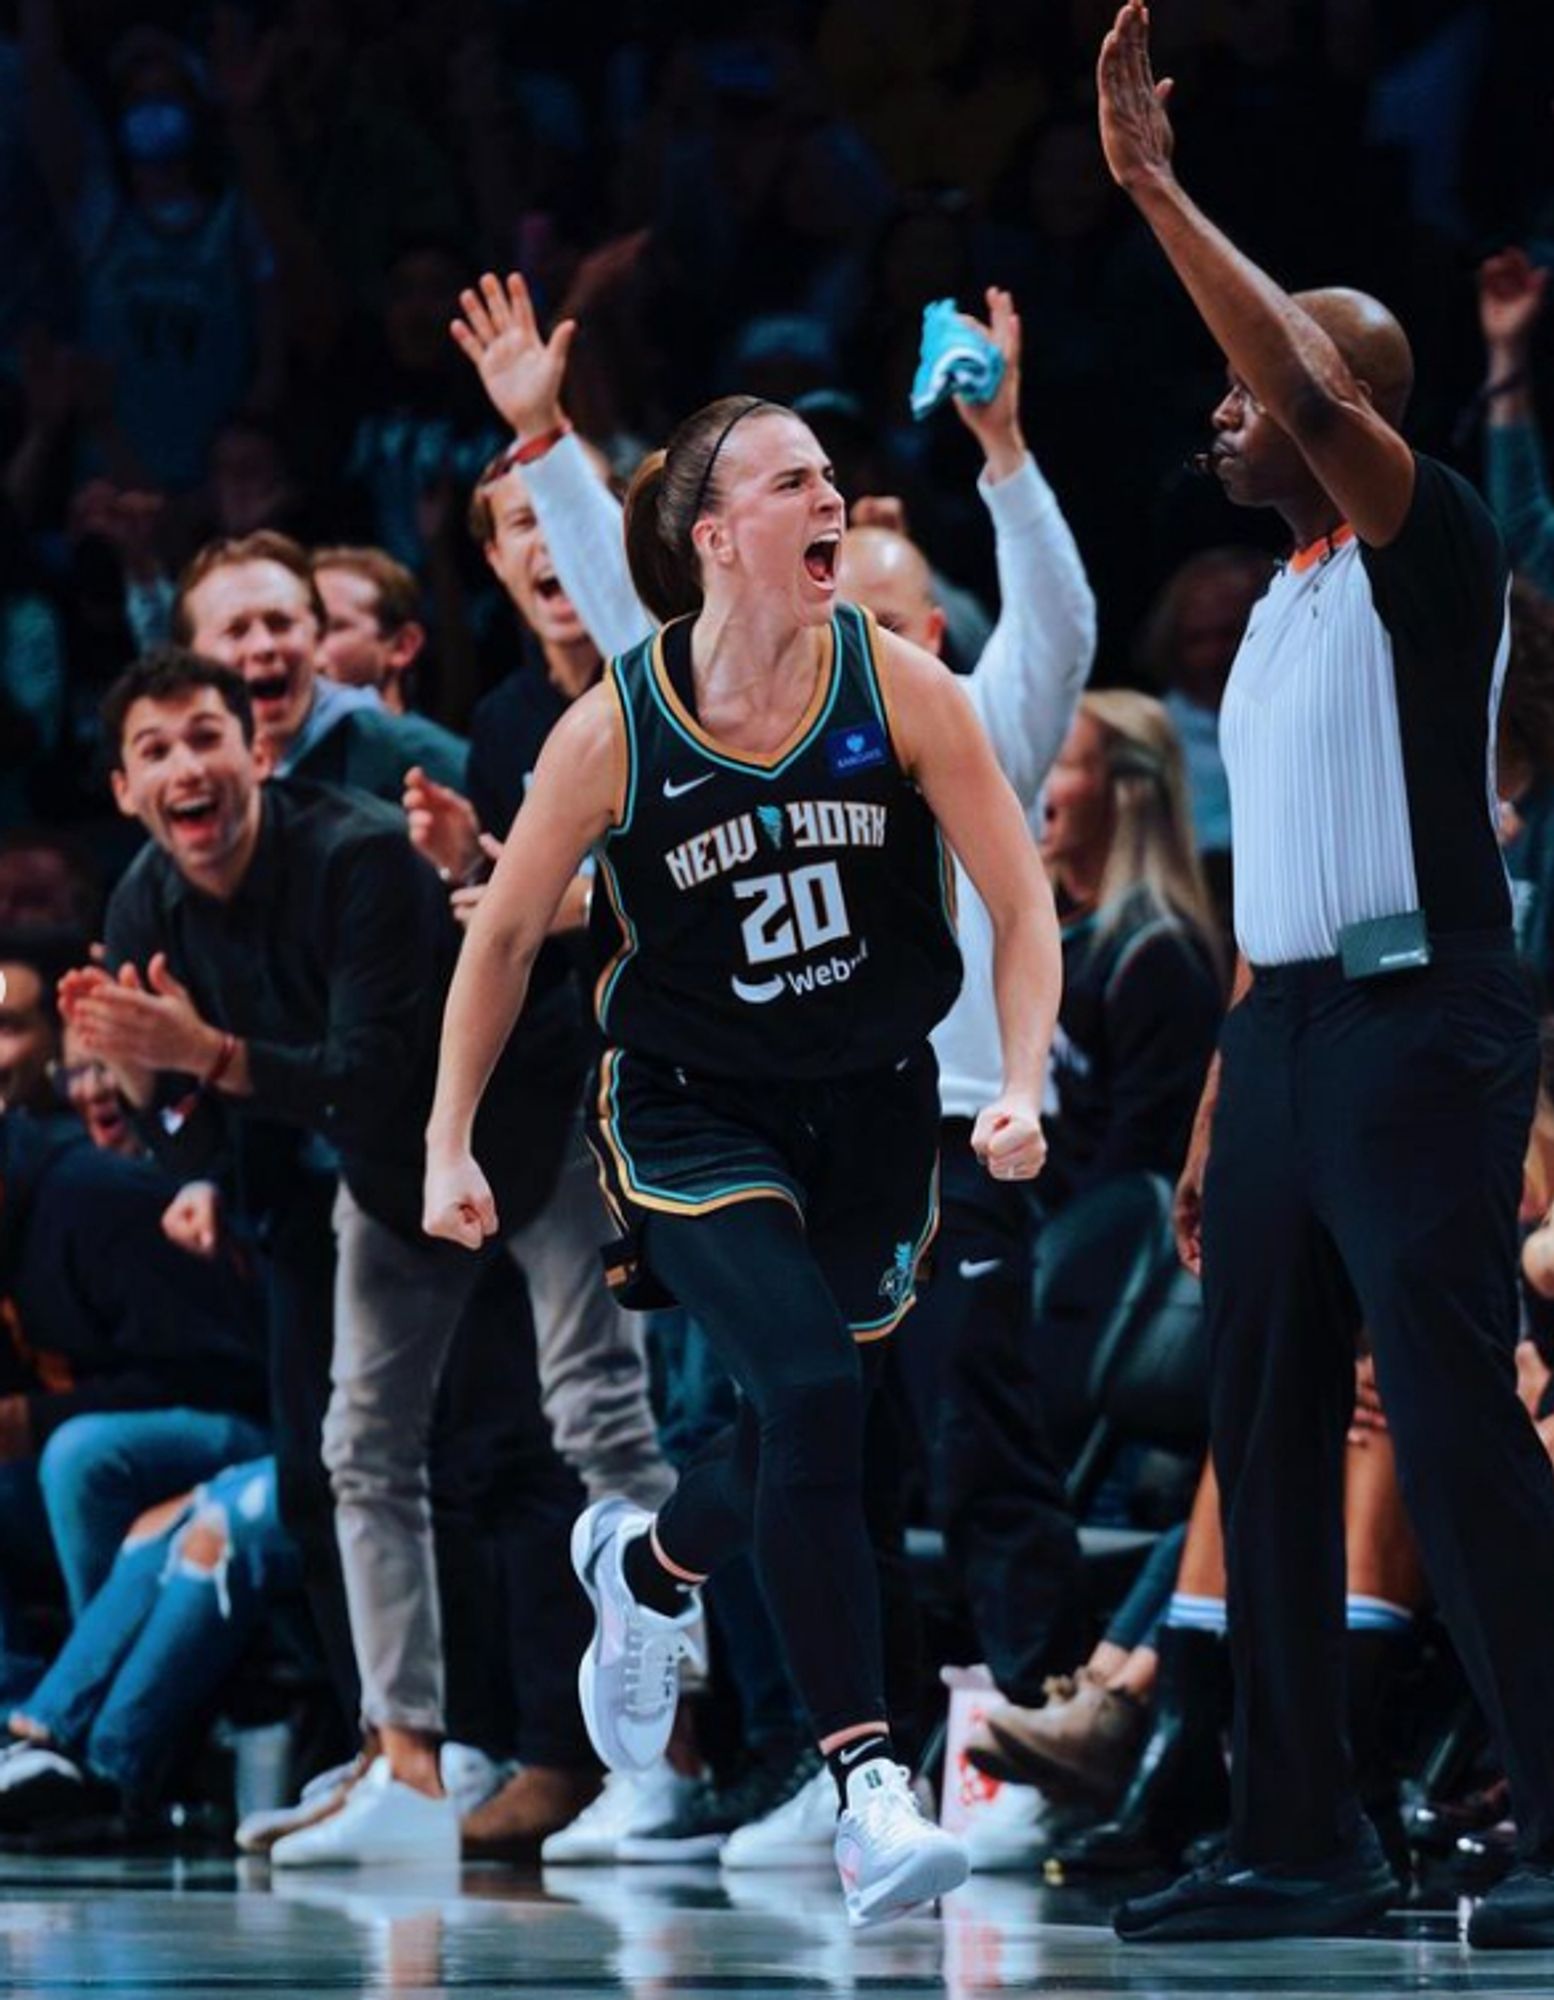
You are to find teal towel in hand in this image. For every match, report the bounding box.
[909,299,1004,421]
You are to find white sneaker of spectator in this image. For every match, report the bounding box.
[541,1763,703,1864]
[237,1741,499,1857]
[960,1778,1054,1873]
[833,1760,969,1928]
[269,1753,466,1868]
[721,1765,836,1870]
[572,1498,705,1773]
[235,1749,371,1855]
[0,1743,84,1792]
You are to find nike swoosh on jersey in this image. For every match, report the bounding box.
[957,1257,1003,1281]
[663,772,715,799]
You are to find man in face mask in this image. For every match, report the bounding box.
[113,39,205,228]
[20,11,276,490]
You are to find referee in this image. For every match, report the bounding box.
[1097,1,1554,1949]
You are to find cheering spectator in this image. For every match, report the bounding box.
[312,547,427,717]
[173,531,465,800]
[70,650,600,1864]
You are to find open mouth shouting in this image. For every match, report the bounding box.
[803,533,840,591]
[245,669,293,710]
[164,791,223,842]
[530,564,579,618]
[86,1094,131,1150]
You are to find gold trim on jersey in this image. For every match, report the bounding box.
[602,660,635,831]
[593,1050,804,1220]
[854,603,910,772]
[850,1157,941,1342]
[591,854,636,1029]
[647,618,838,771]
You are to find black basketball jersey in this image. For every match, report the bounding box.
[588,601,962,1080]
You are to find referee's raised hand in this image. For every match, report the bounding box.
[1097,0,1177,193]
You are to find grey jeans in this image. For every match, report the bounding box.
[322,1122,673,1732]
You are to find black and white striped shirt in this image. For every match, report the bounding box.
[1220,455,1512,966]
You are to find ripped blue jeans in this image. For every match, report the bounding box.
[16,1458,299,1808]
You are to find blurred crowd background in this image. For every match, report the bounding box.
[4,0,1552,878]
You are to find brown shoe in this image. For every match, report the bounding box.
[970,1681,1147,1806]
[962,1670,1091,1786]
[461,1766,603,1862]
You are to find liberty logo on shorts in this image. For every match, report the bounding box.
[878,1240,916,1311]
[825,720,887,776]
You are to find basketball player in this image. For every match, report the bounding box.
[422,396,1061,1924]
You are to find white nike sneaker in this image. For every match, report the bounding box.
[721,1766,836,1870]
[541,1764,703,1864]
[959,1777,1054,1873]
[833,1761,970,1928]
[571,1498,705,1774]
[268,1756,460,1868]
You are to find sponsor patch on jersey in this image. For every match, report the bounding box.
[825,720,887,776]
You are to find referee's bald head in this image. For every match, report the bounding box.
[1293,288,1415,426]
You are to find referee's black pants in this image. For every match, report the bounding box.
[1203,933,1554,1865]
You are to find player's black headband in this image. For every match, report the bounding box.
[688,398,770,535]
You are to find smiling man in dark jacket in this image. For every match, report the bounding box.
[66,648,594,1865]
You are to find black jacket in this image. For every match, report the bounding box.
[0,1113,267,1447]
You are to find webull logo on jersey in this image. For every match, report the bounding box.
[730,935,871,1006]
[664,800,887,892]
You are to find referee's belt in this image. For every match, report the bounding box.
[1250,925,1514,997]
